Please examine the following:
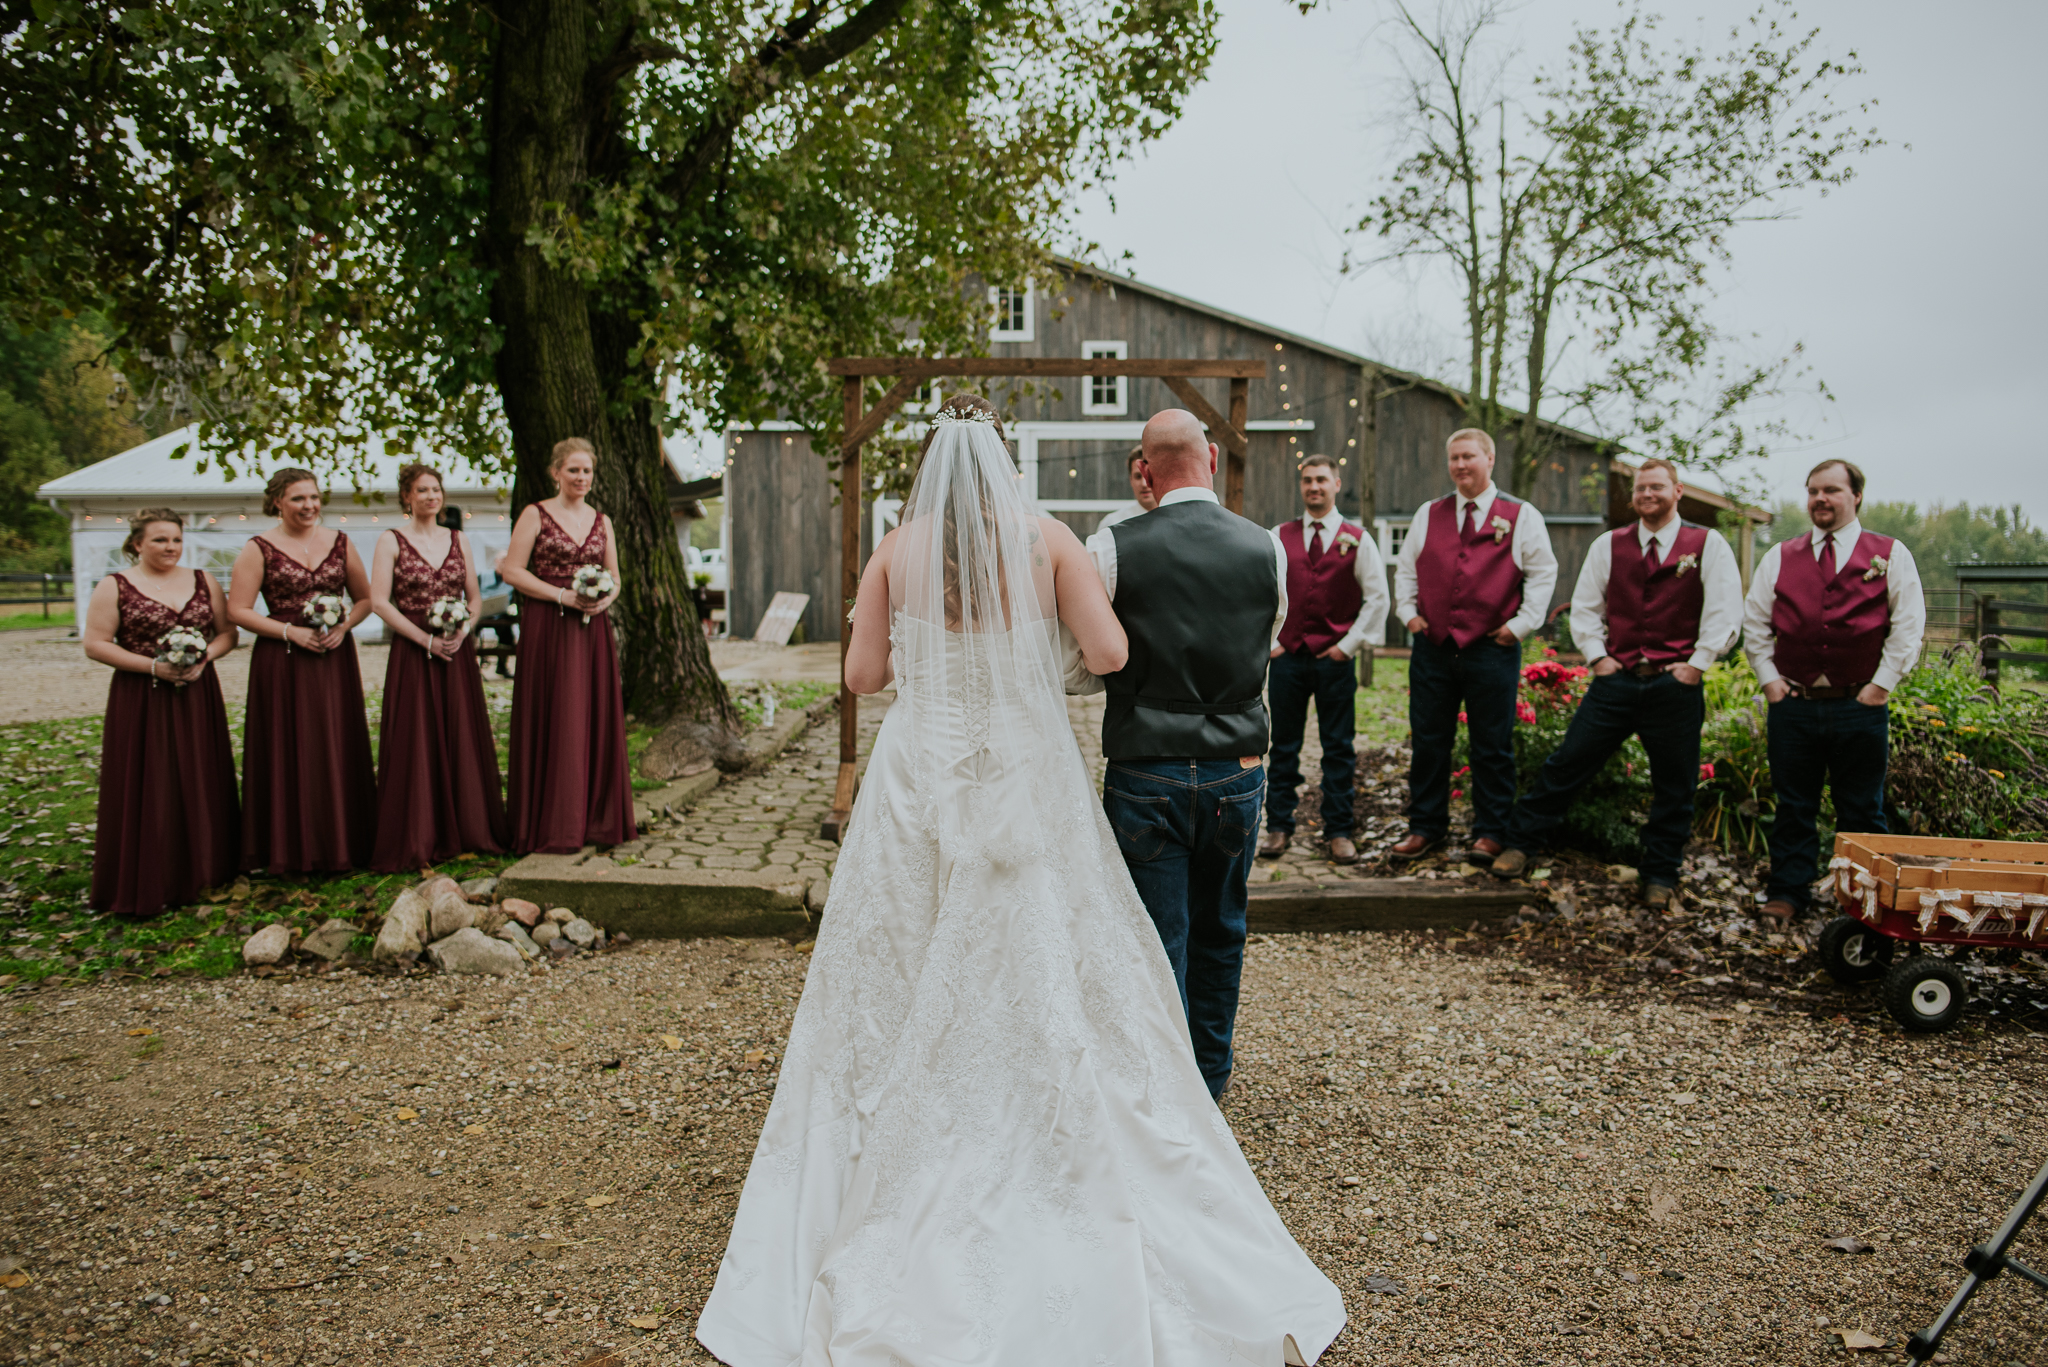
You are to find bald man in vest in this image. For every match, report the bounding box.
[1390,428,1558,864]
[1744,458,1924,922]
[1088,410,1288,1099]
[1490,459,1742,906]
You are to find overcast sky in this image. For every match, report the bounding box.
[1065,0,2048,519]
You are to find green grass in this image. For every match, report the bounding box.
[0,674,824,987]
[1356,657,1411,748]
[0,609,73,632]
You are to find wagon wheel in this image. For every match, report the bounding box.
[1882,956,1968,1033]
[1818,916,1894,985]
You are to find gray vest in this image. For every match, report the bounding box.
[1104,498,1279,760]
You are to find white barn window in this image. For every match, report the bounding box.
[989,284,1034,341]
[1082,341,1127,415]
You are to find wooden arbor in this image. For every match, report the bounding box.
[819,355,1270,840]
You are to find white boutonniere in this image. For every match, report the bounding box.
[1490,515,1511,543]
[1863,555,1890,582]
[1674,553,1698,577]
[1334,531,1360,555]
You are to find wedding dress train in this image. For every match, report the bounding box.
[695,413,1344,1367]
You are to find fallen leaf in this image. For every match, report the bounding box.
[627,1315,662,1330]
[1823,1236,1876,1255]
[345,1112,366,1126]
[661,1035,683,1051]
[462,1124,488,1136]
[1363,1275,1404,1295]
[792,940,815,953]
[0,1273,28,1289]
[393,1108,418,1121]
[585,1194,618,1208]
[1828,1328,1886,1350]
[1647,1192,1681,1223]
[744,1049,768,1066]
[125,1027,154,1037]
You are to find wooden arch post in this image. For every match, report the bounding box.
[819,356,1267,841]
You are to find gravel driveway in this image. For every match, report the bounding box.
[2,932,2041,1366]
[0,628,394,726]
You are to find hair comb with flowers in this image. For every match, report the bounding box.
[930,408,1001,428]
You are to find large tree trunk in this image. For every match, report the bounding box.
[484,0,735,731]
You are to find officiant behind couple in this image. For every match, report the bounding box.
[695,399,1344,1366]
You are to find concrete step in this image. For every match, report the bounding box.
[500,855,1529,943]
[1247,878,1533,932]
[497,851,817,940]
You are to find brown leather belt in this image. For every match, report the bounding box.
[1625,662,1664,678]
[1788,682,1868,700]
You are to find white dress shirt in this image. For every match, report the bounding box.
[1741,518,1926,691]
[1086,486,1290,646]
[1392,483,1559,641]
[1275,508,1391,658]
[1095,501,1147,534]
[1572,517,1743,671]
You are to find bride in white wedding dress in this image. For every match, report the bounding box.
[695,397,1345,1367]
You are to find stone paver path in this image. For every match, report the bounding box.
[607,695,894,884]
[619,685,1422,895]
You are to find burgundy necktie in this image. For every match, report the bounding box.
[1820,531,1837,579]
[1463,502,1478,541]
[1643,536,1662,573]
[1307,520,1325,565]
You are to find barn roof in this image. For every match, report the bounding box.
[36,426,506,502]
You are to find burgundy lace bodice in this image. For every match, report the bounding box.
[528,505,607,590]
[255,533,349,620]
[113,573,215,657]
[390,530,468,620]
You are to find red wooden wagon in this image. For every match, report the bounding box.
[1818,833,2048,1032]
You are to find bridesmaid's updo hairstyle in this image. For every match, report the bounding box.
[262,467,320,517]
[548,437,596,485]
[397,462,443,514]
[121,507,184,564]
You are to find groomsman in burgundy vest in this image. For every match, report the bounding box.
[1490,460,1741,906]
[1391,429,1557,863]
[1257,455,1390,864]
[1743,458,1924,921]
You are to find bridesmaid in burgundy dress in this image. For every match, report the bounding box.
[366,462,509,870]
[227,468,377,873]
[501,437,636,853]
[82,509,241,917]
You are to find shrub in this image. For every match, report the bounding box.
[1887,649,2048,839]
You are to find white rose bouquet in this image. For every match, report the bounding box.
[425,596,471,661]
[301,593,346,630]
[570,566,616,625]
[155,626,208,688]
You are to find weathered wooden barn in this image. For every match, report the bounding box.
[726,261,1762,644]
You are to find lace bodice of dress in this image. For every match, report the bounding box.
[528,505,606,589]
[390,531,467,621]
[113,573,214,657]
[255,533,348,620]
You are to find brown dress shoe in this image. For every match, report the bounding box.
[1488,848,1530,879]
[1388,832,1442,862]
[1468,836,1503,866]
[1759,899,1797,922]
[1257,831,1290,859]
[1326,836,1359,865]
[1644,883,1676,911]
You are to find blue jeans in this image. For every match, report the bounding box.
[1766,695,1889,909]
[1505,670,1705,885]
[1265,649,1359,838]
[1406,633,1522,843]
[1102,759,1263,1097]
